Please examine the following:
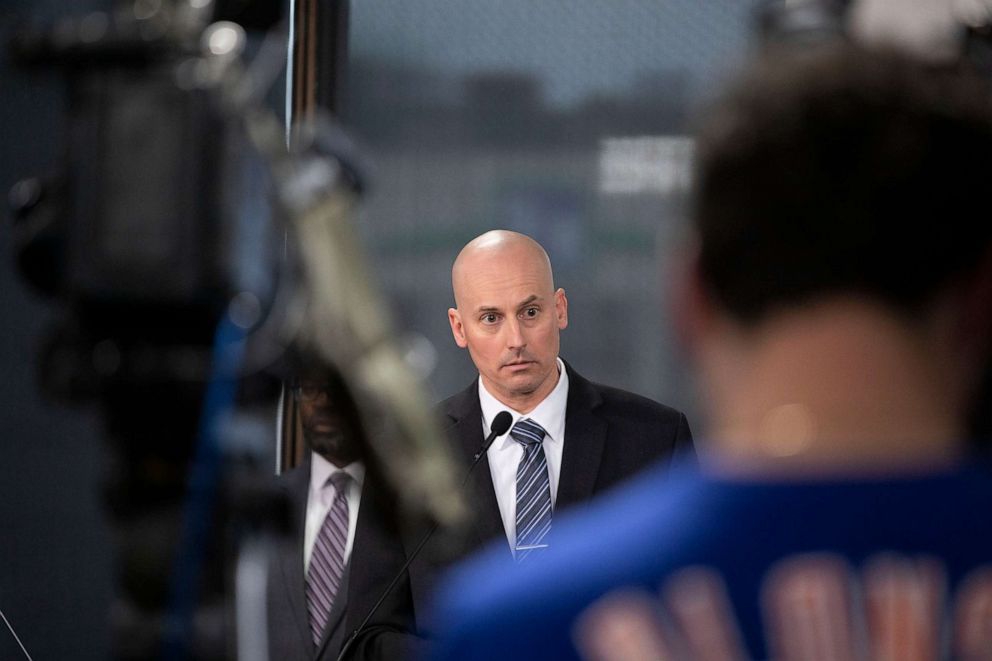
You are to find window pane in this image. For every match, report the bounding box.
[344,0,762,409]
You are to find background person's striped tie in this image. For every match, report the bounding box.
[306,471,350,646]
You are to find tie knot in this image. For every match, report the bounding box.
[327,471,351,492]
[510,418,546,447]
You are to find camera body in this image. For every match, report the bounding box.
[8,6,290,657]
[10,6,285,401]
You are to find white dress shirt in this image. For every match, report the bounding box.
[303,452,365,572]
[479,357,569,550]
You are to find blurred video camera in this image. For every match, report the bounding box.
[9,0,288,404]
[7,1,461,657]
[7,3,303,657]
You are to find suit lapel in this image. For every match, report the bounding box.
[556,364,607,510]
[276,459,316,653]
[444,383,509,550]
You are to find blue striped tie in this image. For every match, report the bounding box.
[511,418,552,561]
[306,471,350,646]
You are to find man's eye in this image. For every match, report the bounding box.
[482,313,499,324]
[522,307,539,318]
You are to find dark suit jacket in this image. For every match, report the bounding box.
[266,454,415,661]
[353,361,693,658]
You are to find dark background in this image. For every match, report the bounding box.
[1,2,113,658]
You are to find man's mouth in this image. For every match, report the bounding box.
[310,418,338,432]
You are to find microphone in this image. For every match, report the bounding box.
[335,411,514,661]
[472,410,513,463]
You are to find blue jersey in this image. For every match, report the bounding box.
[429,460,992,660]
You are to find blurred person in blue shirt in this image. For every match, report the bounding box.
[428,40,992,661]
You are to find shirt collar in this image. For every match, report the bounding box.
[309,451,365,496]
[479,357,570,450]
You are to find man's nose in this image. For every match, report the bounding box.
[505,317,526,350]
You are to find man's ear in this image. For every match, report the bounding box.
[555,288,569,330]
[448,308,468,348]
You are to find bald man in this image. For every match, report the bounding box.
[444,228,691,553]
[346,230,692,659]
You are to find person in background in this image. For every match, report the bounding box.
[266,359,412,660]
[428,42,992,661]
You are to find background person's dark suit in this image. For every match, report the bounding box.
[266,454,415,660]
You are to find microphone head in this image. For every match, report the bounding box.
[491,411,513,437]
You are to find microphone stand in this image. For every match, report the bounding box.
[335,411,513,661]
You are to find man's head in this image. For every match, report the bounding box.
[680,44,992,453]
[691,45,992,327]
[294,365,361,467]
[448,230,568,413]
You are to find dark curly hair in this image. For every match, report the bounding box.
[693,44,992,325]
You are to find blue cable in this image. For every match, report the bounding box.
[162,313,247,660]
